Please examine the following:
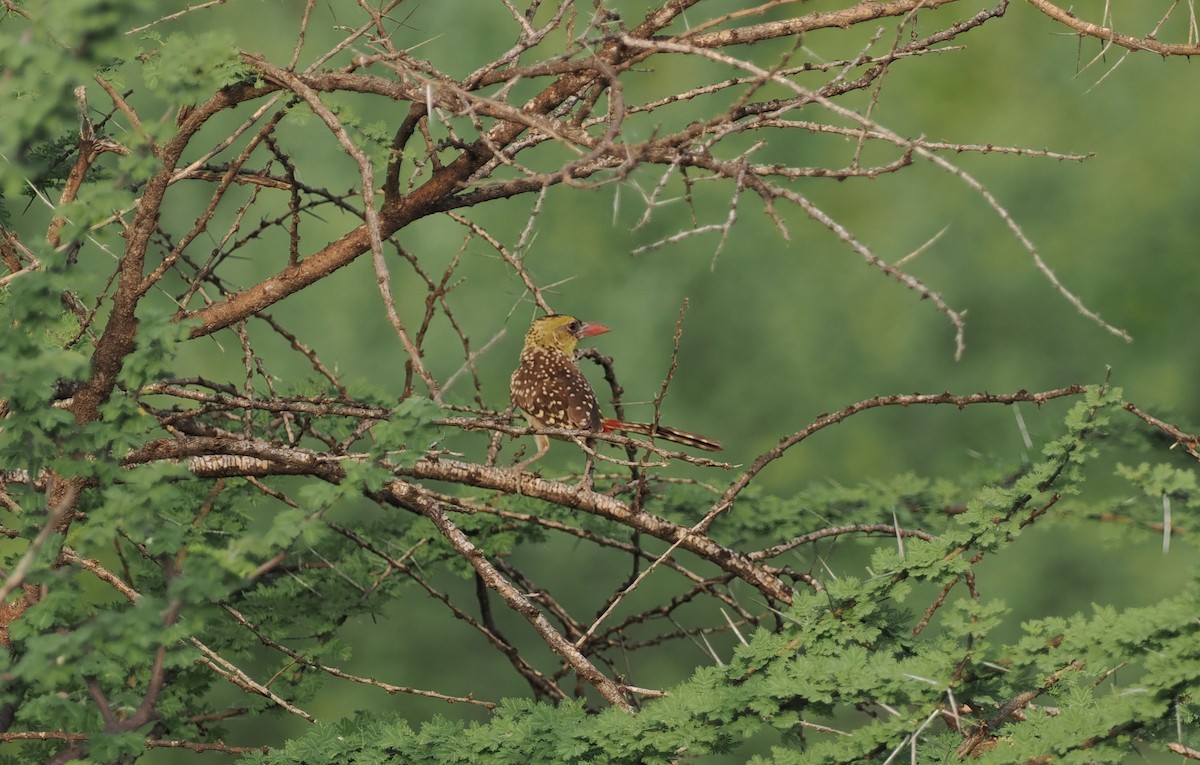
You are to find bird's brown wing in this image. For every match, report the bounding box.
[510,348,602,431]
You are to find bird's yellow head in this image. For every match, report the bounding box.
[523,314,610,355]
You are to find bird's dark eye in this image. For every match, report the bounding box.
[567,320,580,334]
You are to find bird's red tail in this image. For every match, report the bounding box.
[601,418,722,452]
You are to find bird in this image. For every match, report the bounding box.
[509,313,722,469]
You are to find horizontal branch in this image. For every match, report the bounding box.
[219,602,496,708]
[479,0,963,85]
[683,0,962,49]
[1025,0,1200,56]
[121,435,792,603]
[712,386,1091,517]
[0,730,263,755]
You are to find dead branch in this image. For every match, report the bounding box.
[1025,0,1200,55]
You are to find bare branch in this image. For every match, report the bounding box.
[412,494,635,711]
[1026,0,1200,55]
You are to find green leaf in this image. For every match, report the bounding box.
[140,31,253,103]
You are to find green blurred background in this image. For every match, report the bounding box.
[174,0,1198,740]
[17,0,1200,758]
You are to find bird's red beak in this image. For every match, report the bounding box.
[577,322,610,338]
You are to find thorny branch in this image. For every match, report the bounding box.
[1025,0,1200,56]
